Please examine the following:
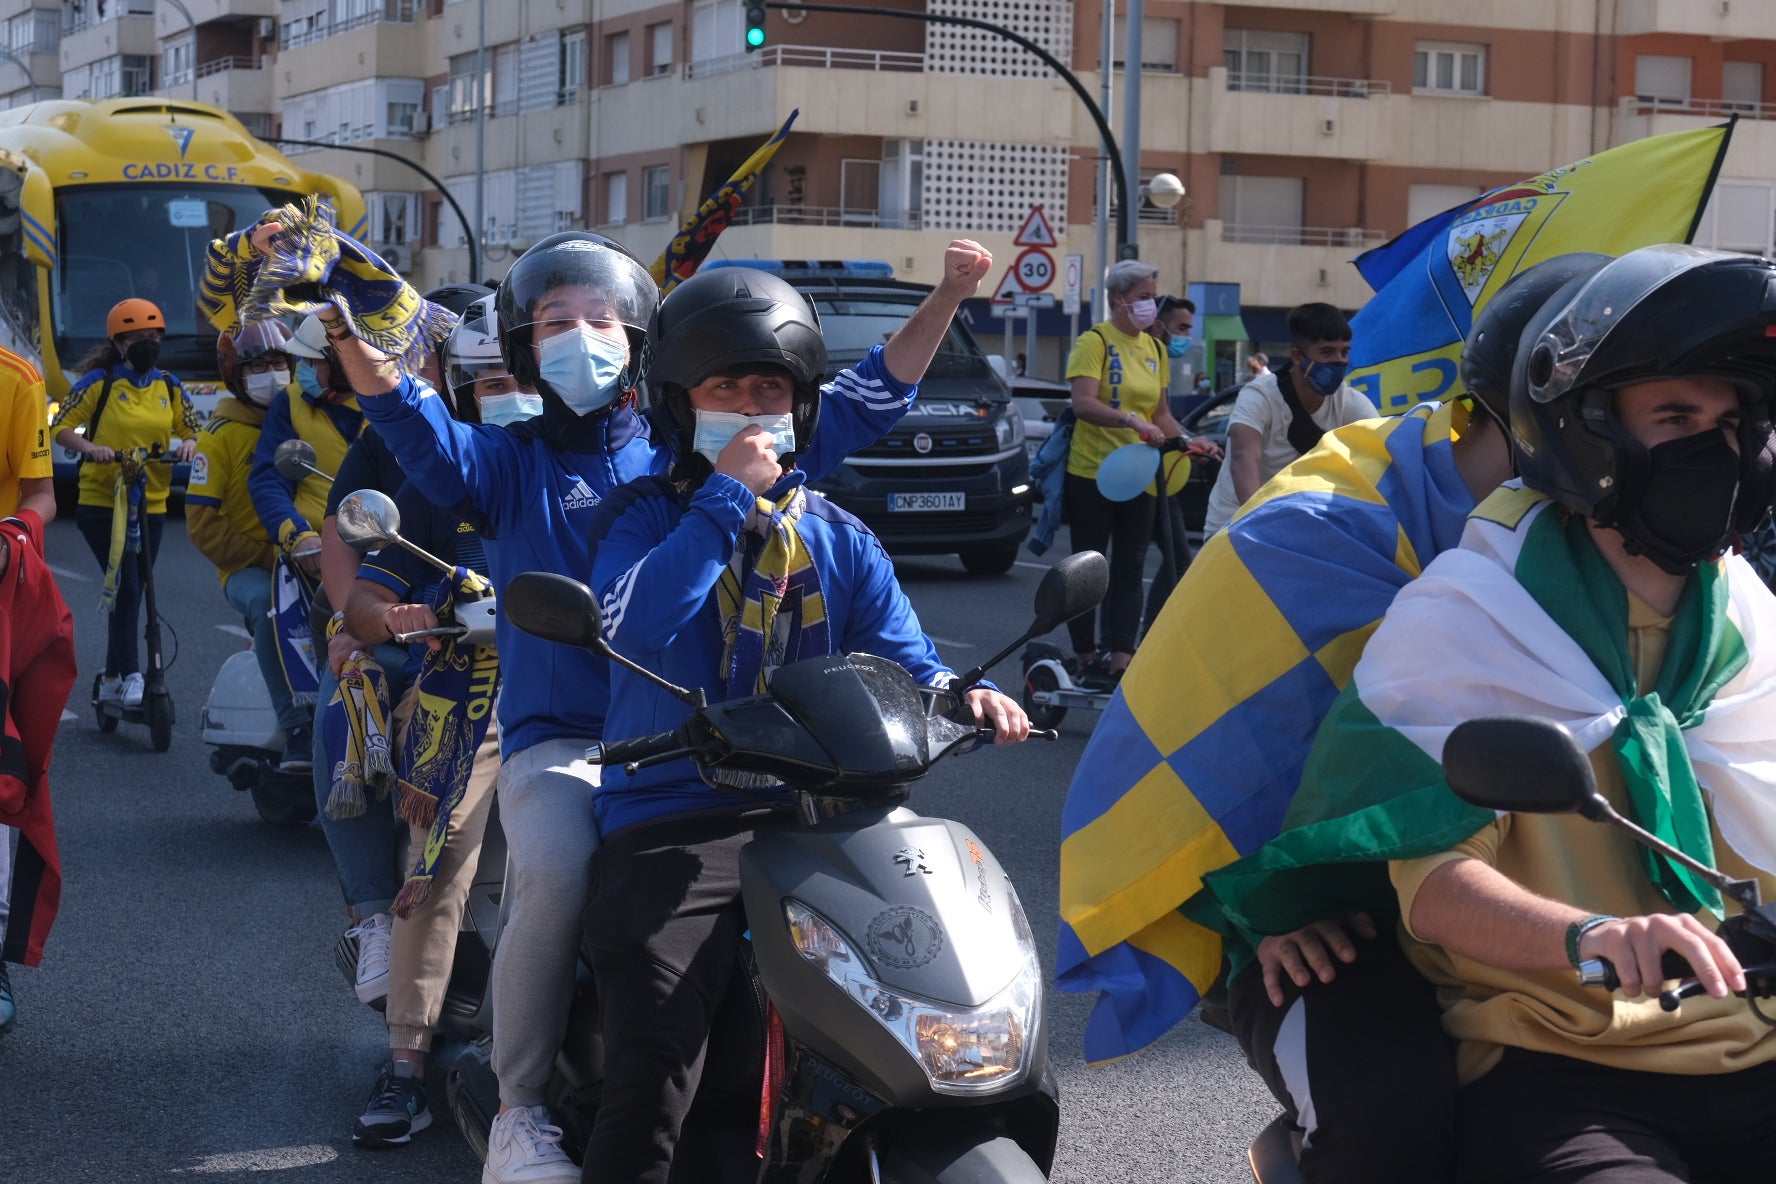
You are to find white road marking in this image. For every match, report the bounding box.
[215,624,253,640]
[47,563,89,582]
[924,634,974,649]
[1013,561,1050,572]
[60,709,77,722]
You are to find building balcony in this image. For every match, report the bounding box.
[1191,219,1379,310]
[1207,0,1396,13]
[1201,66,1395,162]
[155,55,271,114]
[153,0,276,40]
[278,143,426,195]
[273,10,428,95]
[1614,96,1776,173]
[59,13,155,72]
[280,0,416,51]
[1616,0,1776,39]
[426,101,589,177]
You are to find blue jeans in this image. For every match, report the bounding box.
[221,566,309,734]
[75,505,164,677]
[312,642,411,916]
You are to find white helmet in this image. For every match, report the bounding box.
[444,294,509,410]
[285,314,331,360]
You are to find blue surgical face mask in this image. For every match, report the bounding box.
[1300,357,1349,397]
[691,408,797,468]
[1167,335,1193,359]
[478,391,543,428]
[296,360,325,399]
[537,325,629,415]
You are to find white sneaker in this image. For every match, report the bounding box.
[345,913,392,1005]
[121,672,145,707]
[96,675,125,704]
[481,1105,578,1184]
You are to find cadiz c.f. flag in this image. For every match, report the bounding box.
[650,109,798,294]
[1346,121,1734,414]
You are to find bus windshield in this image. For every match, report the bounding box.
[51,182,302,380]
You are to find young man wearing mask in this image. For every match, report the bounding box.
[1201,303,1373,538]
[255,224,991,1182]
[186,321,313,769]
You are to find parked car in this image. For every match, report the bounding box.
[1003,372,1073,456]
[1176,384,1242,539]
[711,261,1035,575]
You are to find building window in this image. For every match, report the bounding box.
[1224,30,1308,93]
[386,99,419,137]
[368,191,419,246]
[493,42,518,116]
[1406,183,1481,229]
[1112,17,1180,73]
[1634,54,1691,107]
[560,30,586,103]
[690,0,741,64]
[12,10,58,53]
[605,172,627,225]
[648,22,673,76]
[162,37,194,88]
[643,164,671,221]
[879,139,924,230]
[1413,42,1485,96]
[1724,60,1764,114]
[607,30,630,85]
[1218,174,1305,243]
[447,52,486,123]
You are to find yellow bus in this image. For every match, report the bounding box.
[0,97,365,428]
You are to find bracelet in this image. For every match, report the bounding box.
[1123,411,1136,428]
[1566,914,1617,967]
[325,610,347,640]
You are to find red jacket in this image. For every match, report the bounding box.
[0,509,74,966]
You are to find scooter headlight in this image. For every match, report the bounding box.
[785,898,1038,1094]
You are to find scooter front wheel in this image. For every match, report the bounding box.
[147,691,173,752]
[1021,664,1067,731]
[93,676,117,733]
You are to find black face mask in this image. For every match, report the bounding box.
[1620,428,1742,574]
[125,339,161,373]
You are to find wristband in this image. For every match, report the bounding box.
[1123,411,1136,428]
[1566,914,1617,968]
[326,610,347,640]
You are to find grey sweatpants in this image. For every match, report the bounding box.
[490,737,602,1109]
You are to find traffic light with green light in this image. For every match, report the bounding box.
[744,3,767,51]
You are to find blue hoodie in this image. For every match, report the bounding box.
[359,346,914,756]
[589,469,955,835]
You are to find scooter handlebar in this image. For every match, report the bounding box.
[1576,950,1697,1003]
[592,730,685,768]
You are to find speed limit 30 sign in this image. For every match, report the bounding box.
[1013,247,1055,293]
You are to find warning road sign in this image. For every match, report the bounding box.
[1013,206,1058,248]
[987,265,1021,306]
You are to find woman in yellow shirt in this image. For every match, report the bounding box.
[51,299,200,708]
[1062,260,1186,685]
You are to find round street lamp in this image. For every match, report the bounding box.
[1146,172,1186,211]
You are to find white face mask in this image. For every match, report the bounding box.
[537,324,629,415]
[1125,297,1159,329]
[479,391,543,427]
[691,408,797,468]
[242,368,289,405]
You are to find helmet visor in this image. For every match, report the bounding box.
[1526,244,1730,404]
[502,240,656,337]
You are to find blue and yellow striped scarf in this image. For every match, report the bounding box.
[717,485,829,699]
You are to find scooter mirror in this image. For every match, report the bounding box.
[505,571,604,650]
[334,489,403,554]
[1031,550,1110,636]
[1443,715,1603,818]
[273,437,321,482]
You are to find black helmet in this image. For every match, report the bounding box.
[1510,244,1776,569]
[647,266,828,454]
[423,282,495,319]
[494,233,658,411]
[1461,253,1611,430]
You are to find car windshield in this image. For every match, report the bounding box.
[51,182,304,379]
[810,294,992,383]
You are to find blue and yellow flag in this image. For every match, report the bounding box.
[1057,401,1477,1063]
[1347,123,1733,413]
[650,110,798,294]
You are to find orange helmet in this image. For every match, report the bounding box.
[107,298,165,338]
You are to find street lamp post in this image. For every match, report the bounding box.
[0,46,37,99]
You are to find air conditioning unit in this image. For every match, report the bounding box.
[382,244,410,274]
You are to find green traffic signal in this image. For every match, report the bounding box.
[747,27,766,47]
[744,3,766,51]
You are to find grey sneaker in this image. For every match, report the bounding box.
[481,1105,577,1183]
[353,1061,431,1147]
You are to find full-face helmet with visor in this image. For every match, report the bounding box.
[443,294,512,422]
[494,232,659,417]
[217,320,295,407]
[1510,244,1776,571]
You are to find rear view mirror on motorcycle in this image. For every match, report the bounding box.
[272,437,328,483]
[950,550,1109,699]
[505,571,706,708]
[334,488,402,553]
[1445,715,1759,912]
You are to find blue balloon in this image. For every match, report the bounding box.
[1095,442,1161,502]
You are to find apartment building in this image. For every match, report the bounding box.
[2,0,1774,372]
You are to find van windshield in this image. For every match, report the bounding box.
[810,295,993,383]
[51,182,304,379]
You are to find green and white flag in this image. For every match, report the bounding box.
[1203,485,1776,939]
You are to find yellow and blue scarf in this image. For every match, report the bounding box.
[716,486,829,699]
[323,650,394,819]
[98,452,148,614]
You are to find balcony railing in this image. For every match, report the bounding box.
[281,0,417,50]
[1225,72,1390,98]
[1223,224,1385,247]
[197,55,255,78]
[727,204,926,230]
[1624,94,1776,121]
[686,44,925,80]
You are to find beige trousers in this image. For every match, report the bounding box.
[385,684,501,1053]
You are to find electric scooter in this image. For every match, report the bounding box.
[433,552,1108,1180]
[1244,714,1776,1183]
[91,446,178,751]
[200,438,336,824]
